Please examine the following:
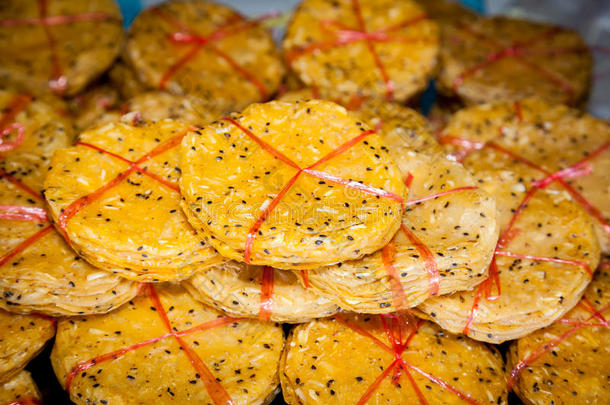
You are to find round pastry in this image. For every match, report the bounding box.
[184,261,340,323]
[0,370,41,405]
[108,59,149,100]
[417,160,601,343]
[278,90,442,155]
[437,16,592,106]
[51,283,284,405]
[44,119,224,281]
[283,0,439,103]
[125,0,284,114]
[70,84,123,133]
[439,98,609,253]
[180,100,406,269]
[0,0,122,97]
[74,91,218,131]
[507,260,609,405]
[0,90,73,193]
[0,309,55,383]
[281,314,507,404]
[303,152,497,313]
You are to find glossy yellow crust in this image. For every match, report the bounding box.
[0,90,73,194]
[180,100,406,269]
[0,0,122,97]
[281,315,507,404]
[0,370,41,404]
[0,180,139,316]
[417,162,601,343]
[184,261,339,323]
[284,0,439,103]
[442,98,610,253]
[0,309,55,383]
[305,152,497,312]
[437,16,592,106]
[508,263,609,405]
[44,120,223,281]
[125,0,284,114]
[51,284,284,405]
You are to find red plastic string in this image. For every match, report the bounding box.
[151,8,271,98]
[0,93,32,133]
[0,205,47,222]
[381,241,410,310]
[0,1,113,94]
[286,0,430,101]
[222,117,403,263]
[65,284,241,405]
[403,186,477,207]
[452,23,588,102]
[258,266,274,321]
[0,123,25,152]
[334,314,483,405]
[57,131,188,240]
[300,270,311,288]
[400,224,439,296]
[0,225,53,268]
[507,301,609,390]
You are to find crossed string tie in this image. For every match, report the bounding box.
[0,0,115,94]
[222,117,403,265]
[507,281,609,390]
[65,284,241,405]
[56,130,191,241]
[452,23,589,103]
[151,8,274,99]
[286,0,431,101]
[335,314,484,405]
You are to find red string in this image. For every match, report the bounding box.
[507,300,609,390]
[56,130,189,241]
[300,270,311,288]
[151,8,272,98]
[259,266,274,321]
[334,315,484,405]
[286,0,431,101]
[221,117,403,264]
[0,124,25,152]
[0,225,53,269]
[65,284,240,405]
[0,1,114,94]
[0,205,47,222]
[452,23,588,103]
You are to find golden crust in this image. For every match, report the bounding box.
[417,162,601,343]
[125,0,284,114]
[437,16,592,106]
[44,120,223,281]
[281,315,507,404]
[180,100,406,269]
[0,309,55,383]
[442,98,610,253]
[0,370,41,404]
[184,261,339,323]
[0,0,122,97]
[507,263,610,405]
[283,0,439,103]
[51,283,284,405]
[0,90,73,194]
[108,60,149,99]
[305,152,497,312]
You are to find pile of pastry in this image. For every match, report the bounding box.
[0,0,607,404]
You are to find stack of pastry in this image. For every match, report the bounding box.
[0,0,607,404]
